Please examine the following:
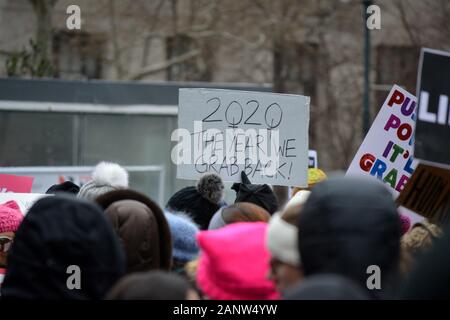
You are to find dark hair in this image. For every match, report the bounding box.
[222,202,271,225]
[106,271,193,300]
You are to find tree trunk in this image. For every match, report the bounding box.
[272,37,289,210]
[29,0,57,64]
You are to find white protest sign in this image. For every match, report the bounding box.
[175,88,310,186]
[0,193,49,214]
[347,85,418,197]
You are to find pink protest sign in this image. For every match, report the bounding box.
[0,173,34,193]
[346,85,417,197]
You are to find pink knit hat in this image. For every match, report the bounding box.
[0,201,24,233]
[196,222,279,300]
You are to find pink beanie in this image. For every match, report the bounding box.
[0,201,24,233]
[196,222,279,300]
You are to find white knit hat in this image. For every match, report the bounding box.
[266,190,311,266]
[285,190,311,211]
[77,162,129,201]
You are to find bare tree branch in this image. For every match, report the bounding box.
[392,0,420,46]
[127,49,201,80]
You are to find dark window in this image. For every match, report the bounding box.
[53,31,104,80]
[166,34,212,81]
[0,112,75,166]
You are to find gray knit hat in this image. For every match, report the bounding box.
[77,162,129,201]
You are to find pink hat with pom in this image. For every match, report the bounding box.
[0,201,23,233]
[196,222,279,300]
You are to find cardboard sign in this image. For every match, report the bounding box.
[176,88,310,186]
[347,85,417,196]
[397,164,450,224]
[0,193,48,214]
[308,150,318,168]
[0,173,34,193]
[415,48,450,168]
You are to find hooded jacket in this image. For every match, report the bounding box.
[1,196,126,299]
[96,189,172,273]
[297,177,402,297]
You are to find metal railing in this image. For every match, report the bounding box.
[0,165,166,205]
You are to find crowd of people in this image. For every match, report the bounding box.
[0,161,448,300]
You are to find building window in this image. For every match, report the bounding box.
[53,31,104,80]
[166,34,212,81]
[375,45,420,110]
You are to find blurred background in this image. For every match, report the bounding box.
[0,0,448,204]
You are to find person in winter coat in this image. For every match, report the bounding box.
[400,224,450,299]
[231,171,278,214]
[297,176,402,298]
[106,270,199,300]
[96,189,172,273]
[166,173,225,230]
[77,162,129,201]
[1,196,125,299]
[208,202,271,230]
[196,222,279,300]
[399,220,442,277]
[266,190,310,295]
[164,210,200,275]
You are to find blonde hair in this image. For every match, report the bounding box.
[292,168,327,196]
[399,221,442,277]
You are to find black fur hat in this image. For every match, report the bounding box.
[46,181,80,195]
[166,173,225,230]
